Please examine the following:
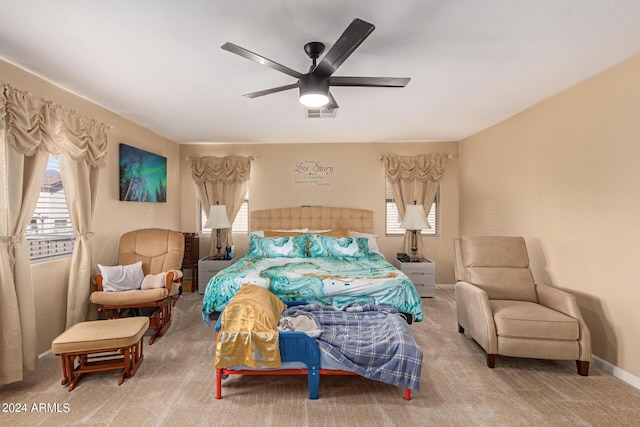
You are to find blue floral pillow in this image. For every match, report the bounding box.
[308,234,369,259]
[247,234,308,258]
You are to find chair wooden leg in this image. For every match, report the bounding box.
[486,353,496,368]
[148,315,161,345]
[120,348,130,385]
[576,360,589,376]
[458,324,465,333]
[60,356,70,385]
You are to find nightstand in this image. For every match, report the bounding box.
[198,256,236,295]
[392,258,436,298]
[181,234,200,292]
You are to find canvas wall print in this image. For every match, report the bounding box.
[119,143,167,202]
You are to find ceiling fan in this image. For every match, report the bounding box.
[221,18,410,114]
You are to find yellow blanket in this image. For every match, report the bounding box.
[214,284,286,369]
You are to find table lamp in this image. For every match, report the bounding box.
[399,201,430,261]
[204,203,231,259]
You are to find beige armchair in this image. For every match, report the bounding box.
[91,228,185,345]
[454,236,591,375]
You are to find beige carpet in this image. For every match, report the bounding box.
[2,289,640,426]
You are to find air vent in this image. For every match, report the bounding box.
[306,108,337,118]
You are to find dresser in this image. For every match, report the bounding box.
[181,234,200,292]
[198,256,236,294]
[392,258,436,298]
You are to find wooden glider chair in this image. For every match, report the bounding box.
[454,236,591,375]
[90,228,185,345]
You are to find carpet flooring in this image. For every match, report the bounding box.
[1,288,640,426]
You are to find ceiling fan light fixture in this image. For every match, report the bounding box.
[299,74,329,107]
[300,92,329,108]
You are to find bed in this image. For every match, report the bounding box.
[214,285,423,400]
[202,207,424,324]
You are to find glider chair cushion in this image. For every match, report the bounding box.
[454,236,591,376]
[90,228,185,345]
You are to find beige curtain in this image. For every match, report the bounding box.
[383,154,448,259]
[57,113,107,328]
[190,156,251,255]
[0,85,107,384]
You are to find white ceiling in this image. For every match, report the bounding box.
[2,1,640,144]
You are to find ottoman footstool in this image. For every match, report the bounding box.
[52,317,149,391]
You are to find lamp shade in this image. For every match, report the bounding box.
[204,205,232,229]
[399,204,430,230]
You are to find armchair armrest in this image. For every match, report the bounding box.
[455,281,498,354]
[94,275,104,291]
[536,284,582,319]
[165,270,183,294]
[536,284,591,361]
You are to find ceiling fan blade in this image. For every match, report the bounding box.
[243,83,299,98]
[313,18,375,78]
[330,76,411,87]
[222,42,303,79]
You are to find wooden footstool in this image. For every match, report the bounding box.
[52,317,149,391]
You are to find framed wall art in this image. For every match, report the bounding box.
[119,143,167,202]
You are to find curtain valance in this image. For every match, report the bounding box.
[190,155,252,184]
[383,153,448,183]
[2,84,108,167]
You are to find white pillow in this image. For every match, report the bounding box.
[349,231,381,255]
[141,272,167,290]
[98,261,144,292]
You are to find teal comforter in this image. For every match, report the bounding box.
[202,253,424,324]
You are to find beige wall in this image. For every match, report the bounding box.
[1,59,182,353]
[459,55,640,378]
[180,142,459,283]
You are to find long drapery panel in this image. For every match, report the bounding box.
[190,156,251,255]
[0,84,107,384]
[383,154,448,259]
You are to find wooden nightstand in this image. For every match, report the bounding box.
[392,258,436,298]
[181,234,200,292]
[198,256,236,295]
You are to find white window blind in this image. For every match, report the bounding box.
[385,179,438,236]
[27,157,74,261]
[199,192,249,234]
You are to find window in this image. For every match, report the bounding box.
[26,157,74,262]
[199,192,249,234]
[385,179,438,236]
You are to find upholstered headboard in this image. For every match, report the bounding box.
[250,207,374,234]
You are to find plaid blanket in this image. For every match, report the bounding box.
[281,304,423,390]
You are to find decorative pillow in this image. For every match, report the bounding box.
[349,231,381,255]
[247,234,308,258]
[141,272,167,290]
[303,229,351,253]
[98,261,144,292]
[308,235,369,259]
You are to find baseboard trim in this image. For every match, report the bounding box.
[592,355,640,390]
[39,349,53,361]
